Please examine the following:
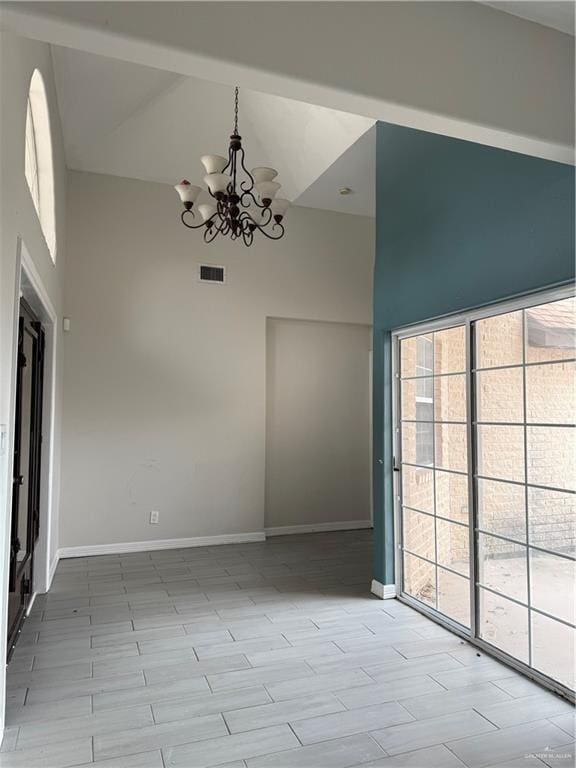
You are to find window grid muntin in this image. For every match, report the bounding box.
[399,325,469,626]
[476,527,576,563]
[474,300,575,678]
[402,504,470,529]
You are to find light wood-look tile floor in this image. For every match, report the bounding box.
[1,530,574,767]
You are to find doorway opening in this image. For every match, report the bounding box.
[393,287,575,700]
[8,300,45,657]
[265,318,372,534]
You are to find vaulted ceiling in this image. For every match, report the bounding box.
[481,2,574,35]
[49,2,573,221]
[51,46,375,215]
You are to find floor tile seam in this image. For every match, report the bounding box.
[365,730,391,759]
[378,707,527,747]
[545,715,576,738]
[433,740,469,766]
[14,703,160,751]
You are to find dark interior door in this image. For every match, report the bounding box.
[8,300,44,657]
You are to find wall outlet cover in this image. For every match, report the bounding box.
[149,510,160,524]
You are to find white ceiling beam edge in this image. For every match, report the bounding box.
[1,2,573,165]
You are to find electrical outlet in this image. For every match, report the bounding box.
[150,510,160,524]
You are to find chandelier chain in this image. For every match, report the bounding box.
[234,86,239,135]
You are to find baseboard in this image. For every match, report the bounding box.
[371,579,397,599]
[58,531,266,559]
[57,524,372,559]
[26,592,37,616]
[265,520,372,537]
[48,552,60,587]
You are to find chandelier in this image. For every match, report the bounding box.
[175,87,290,246]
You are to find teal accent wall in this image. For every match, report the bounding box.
[373,121,575,586]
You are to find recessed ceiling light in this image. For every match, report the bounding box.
[339,187,354,196]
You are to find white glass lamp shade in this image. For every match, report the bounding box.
[251,167,278,183]
[198,204,217,222]
[201,155,228,174]
[174,180,201,205]
[256,181,281,203]
[271,198,290,218]
[204,173,231,195]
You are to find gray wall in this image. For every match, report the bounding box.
[61,170,374,548]
[265,319,372,531]
[0,28,67,731]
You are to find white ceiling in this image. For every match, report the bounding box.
[51,46,374,212]
[297,128,375,218]
[49,1,571,220]
[481,2,574,35]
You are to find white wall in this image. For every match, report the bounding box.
[60,171,374,549]
[0,28,67,731]
[265,319,372,532]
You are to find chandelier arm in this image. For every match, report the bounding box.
[238,210,253,224]
[222,143,234,176]
[238,209,268,232]
[204,226,219,244]
[204,209,229,242]
[254,207,273,228]
[238,213,256,235]
[240,190,267,211]
[239,180,252,194]
[238,146,255,192]
[213,213,224,232]
[181,209,208,230]
[242,227,254,247]
[219,217,231,237]
[240,190,258,208]
[251,220,285,240]
[244,217,257,234]
[205,217,227,243]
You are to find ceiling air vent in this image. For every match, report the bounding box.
[199,265,226,284]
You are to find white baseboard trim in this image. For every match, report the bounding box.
[57,524,372,559]
[48,552,60,588]
[371,579,397,599]
[25,593,38,616]
[265,520,372,537]
[58,532,266,559]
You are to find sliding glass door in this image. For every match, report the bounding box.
[394,290,575,697]
[398,325,471,628]
[475,298,575,691]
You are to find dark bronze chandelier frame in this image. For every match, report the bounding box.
[179,88,286,247]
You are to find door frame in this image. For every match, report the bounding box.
[392,283,575,702]
[11,239,58,603]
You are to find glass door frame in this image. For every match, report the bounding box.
[392,283,575,702]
